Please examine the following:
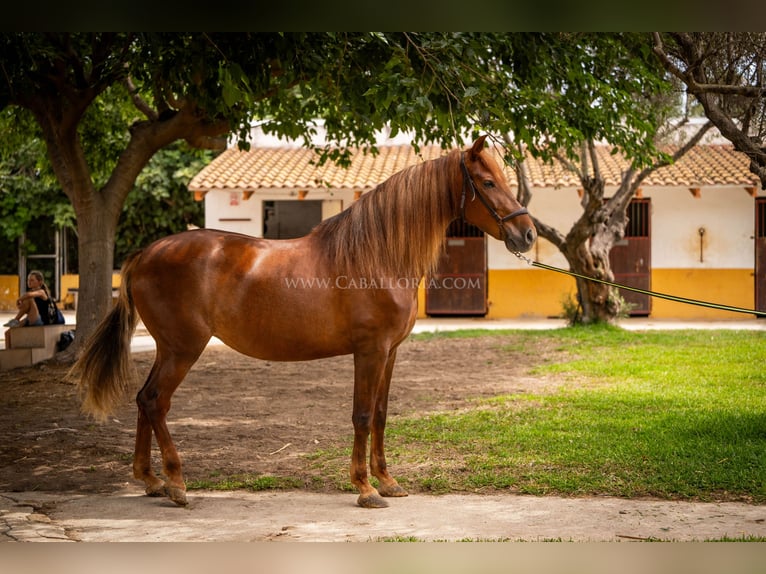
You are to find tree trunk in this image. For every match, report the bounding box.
[30,100,125,360]
[58,206,118,361]
[518,148,629,326]
[513,116,712,326]
[559,170,624,325]
[31,97,229,361]
[563,241,620,324]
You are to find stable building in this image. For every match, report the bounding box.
[188,143,763,320]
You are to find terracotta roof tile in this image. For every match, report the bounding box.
[188,143,760,193]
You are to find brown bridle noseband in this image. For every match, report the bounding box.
[459,152,528,238]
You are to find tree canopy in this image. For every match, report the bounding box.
[0,32,724,348]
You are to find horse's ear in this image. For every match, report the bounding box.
[470,135,488,158]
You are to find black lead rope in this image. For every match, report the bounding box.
[512,251,766,318]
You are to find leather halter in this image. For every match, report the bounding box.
[459,152,529,238]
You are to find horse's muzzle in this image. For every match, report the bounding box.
[504,225,537,253]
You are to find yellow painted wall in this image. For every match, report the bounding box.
[417,270,577,319]
[0,275,19,311]
[487,269,576,318]
[651,268,754,319]
[59,273,122,291]
[419,268,757,319]
[60,274,79,306]
[1,273,123,311]
[417,280,427,317]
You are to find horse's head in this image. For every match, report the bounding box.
[458,135,537,253]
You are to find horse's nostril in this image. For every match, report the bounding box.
[526,228,536,245]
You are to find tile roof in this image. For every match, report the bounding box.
[188,143,760,194]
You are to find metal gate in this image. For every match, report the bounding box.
[425,220,488,316]
[19,216,64,301]
[609,198,652,316]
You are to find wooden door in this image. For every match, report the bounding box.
[425,220,488,316]
[609,198,652,316]
[755,198,766,314]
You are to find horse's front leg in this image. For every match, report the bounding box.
[370,348,408,499]
[351,348,390,508]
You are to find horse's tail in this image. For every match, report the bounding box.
[70,250,143,421]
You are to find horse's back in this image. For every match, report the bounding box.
[130,229,268,352]
[134,228,263,306]
[139,228,264,266]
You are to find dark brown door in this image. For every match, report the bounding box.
[609,198,652,316]
[263,200,323,239]
[425,220,488,316]
[755,198,766,314]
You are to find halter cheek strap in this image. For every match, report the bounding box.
[460,153,529,237]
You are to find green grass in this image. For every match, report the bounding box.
[187,473,302,492]
[187,325,766,504]
[389,325,766,502]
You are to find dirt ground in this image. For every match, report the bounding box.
[0,333,559,496]
[5,332,766,543]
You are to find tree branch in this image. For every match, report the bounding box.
[652,32,766,189]
[686,83,765,97]
[651,33,764,96]
[552,149,581,179]
[652,33,690,84]
[122,76,157,121]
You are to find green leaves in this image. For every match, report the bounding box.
[219,62,252,110]
[1,33,674,174]
[0,109,74,245]
[0,33,680,275]
[115,142,210,262]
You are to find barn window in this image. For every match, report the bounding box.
[446,219,484,238]
[625,199,650,238]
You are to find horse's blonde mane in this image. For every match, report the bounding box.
[313,150,460,280]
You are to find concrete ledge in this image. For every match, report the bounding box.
[0,347,54,371]
[4,324,70,350]
[1,324,72,371]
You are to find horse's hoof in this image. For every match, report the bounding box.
[378,484,408,498]
[145,484,167,497]
[357,492,389,509]
[165,485,188,506]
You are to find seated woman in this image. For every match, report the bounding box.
[3,270,58,327]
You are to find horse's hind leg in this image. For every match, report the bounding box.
[134,347,204,506]
[133,364,165,497]
[370,349,408,499]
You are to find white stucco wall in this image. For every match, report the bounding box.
[488,187,583,270]
[204,190,263,235]
[204,189,355,237]
[648,186,754,269]
[487,185,756,271]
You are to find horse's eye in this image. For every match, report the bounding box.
[483,180,495,189]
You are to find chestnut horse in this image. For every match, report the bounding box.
[72,135,536,508]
